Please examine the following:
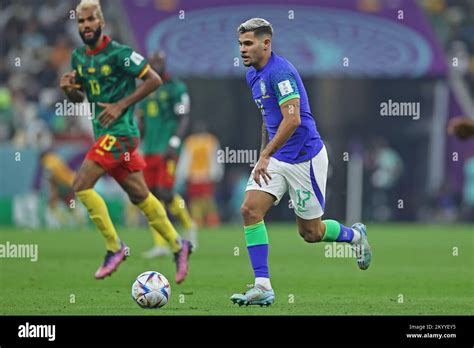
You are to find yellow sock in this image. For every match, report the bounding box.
[76,189,121,252]
[167,194,194,230]
[151,226,169,247]
[136,193,181,253]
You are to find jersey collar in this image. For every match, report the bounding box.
[86,35,111,55]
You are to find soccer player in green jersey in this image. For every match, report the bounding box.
[60,0,192,283]
[137,52,197,258]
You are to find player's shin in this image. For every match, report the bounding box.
[76,189,121,252]
[136,192,182,252]
[322,219,361,244]
[167,194,194,230]
[245,220,272,290]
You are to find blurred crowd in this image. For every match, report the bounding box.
[0,0,121,147]
[422,0,474,94]
[0,0,473,224]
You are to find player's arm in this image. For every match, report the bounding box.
[448,117,474,140]
[98,67,162,128]
[261,98,300,158]
[60,70,85,103]
[254,98,300,186]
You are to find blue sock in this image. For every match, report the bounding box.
[336,224,354,242]
[247,244,269,278]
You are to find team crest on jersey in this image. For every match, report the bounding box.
[260,79,266,96]
[87,67,96,74]
[101,64,112,76]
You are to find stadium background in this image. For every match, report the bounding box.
[1,0,473,228]
[0,0,473,317]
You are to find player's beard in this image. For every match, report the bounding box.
[80,26,102,46]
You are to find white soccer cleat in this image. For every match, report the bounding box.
[351,223,372,270]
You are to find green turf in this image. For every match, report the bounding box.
[0,223,473,315]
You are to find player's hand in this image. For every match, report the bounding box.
[97,102,125,128]
[448,117,474,140]
[253,154,272,187]
[60,71,79,91]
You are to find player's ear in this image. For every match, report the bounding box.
[263,37,271,50]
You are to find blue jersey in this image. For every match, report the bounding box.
[246,52,323,164]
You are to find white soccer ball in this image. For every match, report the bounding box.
[131,271,171,309]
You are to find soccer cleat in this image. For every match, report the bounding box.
[351,223,372,270]
[141,246,171,259]
[174,239,193,284]
[184,223,198,251]
[95,241,129,279]
[230,284,275,307]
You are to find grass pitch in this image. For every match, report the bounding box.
[0,223,472,315]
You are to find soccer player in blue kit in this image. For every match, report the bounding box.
[231,18,372,306]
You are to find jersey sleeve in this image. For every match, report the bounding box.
[173,82,191,116]
[70,50,84,88]
[116,46,150,79]
[270,68,300,106]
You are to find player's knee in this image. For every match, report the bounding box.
[128,190,149,205]
[299,227,324,243]
[240,203,262,223]
[72,174,88,192]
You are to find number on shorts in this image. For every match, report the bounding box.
[99,134,117,151]
[296,189,310,208]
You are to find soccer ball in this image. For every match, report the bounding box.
[131,271,171,309]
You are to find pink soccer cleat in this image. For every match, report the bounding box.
[174,240,193,284]
[95,242,129,279]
